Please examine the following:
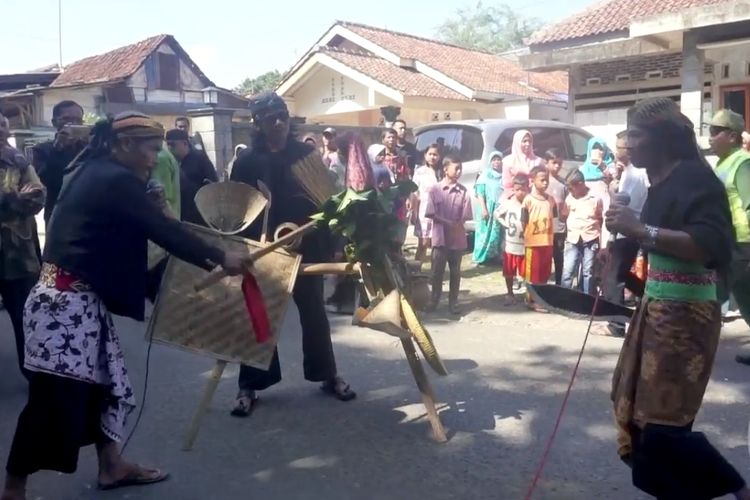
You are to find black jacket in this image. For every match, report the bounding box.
[230,138,332,262]
[180,149,218,225]
[397,140,419,175]
[32,140,85,224]
[44,157,225,320]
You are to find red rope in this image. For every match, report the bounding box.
[523,257,614,500]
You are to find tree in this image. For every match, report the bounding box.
[234,70,283,97]
[436,1,542,54]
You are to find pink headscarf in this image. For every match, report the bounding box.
[502,129,543,191]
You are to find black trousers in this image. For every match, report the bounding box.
[238,274,337,392]
[0,276,37,380]
[602,238,640,331]
[629,423,745,499]
[7,372,110,476]
[553,232,566,286]
[431,247,462,306]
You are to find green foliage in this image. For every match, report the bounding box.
[83,112,104,125]
[313,181,417,265]
[436,1,542,53]
[234,70,283,97]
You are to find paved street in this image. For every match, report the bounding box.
[1,268,750,499]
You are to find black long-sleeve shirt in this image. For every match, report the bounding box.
[230,139,332,262]
[180,149,218,225]
[31,140,85,224]
[45,157,225,320]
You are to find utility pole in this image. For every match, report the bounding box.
[58,0,63,71]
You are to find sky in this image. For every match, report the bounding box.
[1,0,594,89]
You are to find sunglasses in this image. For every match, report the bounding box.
[709,126,732,137]
[258,111,290,126]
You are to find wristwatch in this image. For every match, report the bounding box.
[640,224,659,250]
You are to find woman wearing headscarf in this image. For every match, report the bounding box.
[580,137,614,245]
[369,142,407,240]
[1,112,250,499]
[225,143,247,180]
[606,98,750,500]
[502,130,544,191]
[473,151,504,264]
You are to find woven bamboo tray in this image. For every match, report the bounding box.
[146,224,302,370]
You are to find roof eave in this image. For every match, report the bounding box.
[521,36,670,71]
[631,0,750,38]
[276,21,405,92]
[278,52,404,105]
[47,79,121,90]
[528,29,630,53]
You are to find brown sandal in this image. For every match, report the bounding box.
[98,465,169,490]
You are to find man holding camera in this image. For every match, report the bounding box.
[31,100,87,226]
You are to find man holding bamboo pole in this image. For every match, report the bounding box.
[228,92,356,417]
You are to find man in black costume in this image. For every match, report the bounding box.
[229,92,356,417]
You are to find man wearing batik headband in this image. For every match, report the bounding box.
[606,98,749,500]
[229,92,355,418]
[1,112,251,499]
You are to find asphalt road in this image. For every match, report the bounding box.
[1,294,749,500]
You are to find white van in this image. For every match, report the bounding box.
[414,119,594,231]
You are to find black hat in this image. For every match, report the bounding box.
[165,128,189,141]
[248,92,288,120]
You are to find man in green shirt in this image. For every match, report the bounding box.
[708,110,750,365]
[150,147,181,218]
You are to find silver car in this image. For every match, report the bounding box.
[414,119,593,231]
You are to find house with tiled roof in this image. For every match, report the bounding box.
[521,0,750,143]
[276,21,569,127]
[1,34,249,169]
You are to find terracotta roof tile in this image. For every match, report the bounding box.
[339,22,567,101]
[321,47,469,101]
[528,0,726,46]
[50,34,213,88]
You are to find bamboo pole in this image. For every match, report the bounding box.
[193,221,317,292]
[361,260,447,443]
[182,360,227,451]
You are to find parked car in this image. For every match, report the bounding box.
[414,119,594,231]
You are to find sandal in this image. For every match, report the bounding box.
[230,391,259,418]
[98,465,169,491]
[320,377,357,402]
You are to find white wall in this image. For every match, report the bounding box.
[39,87,102,124]
[502,102,531,120]
[575,108,628,146]
[530,101,568,122]
[292,65,381,117]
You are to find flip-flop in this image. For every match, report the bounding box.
[320,377,357,402]
[98,466,169,491]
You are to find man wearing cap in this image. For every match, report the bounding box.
[229,92,356,417]
[708,109,750,365]
[166,128,217,226]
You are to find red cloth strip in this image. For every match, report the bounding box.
[241,272,272,344]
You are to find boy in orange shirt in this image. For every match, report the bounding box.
[521,166,558,309]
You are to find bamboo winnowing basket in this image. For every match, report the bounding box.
[146,224,302,369]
